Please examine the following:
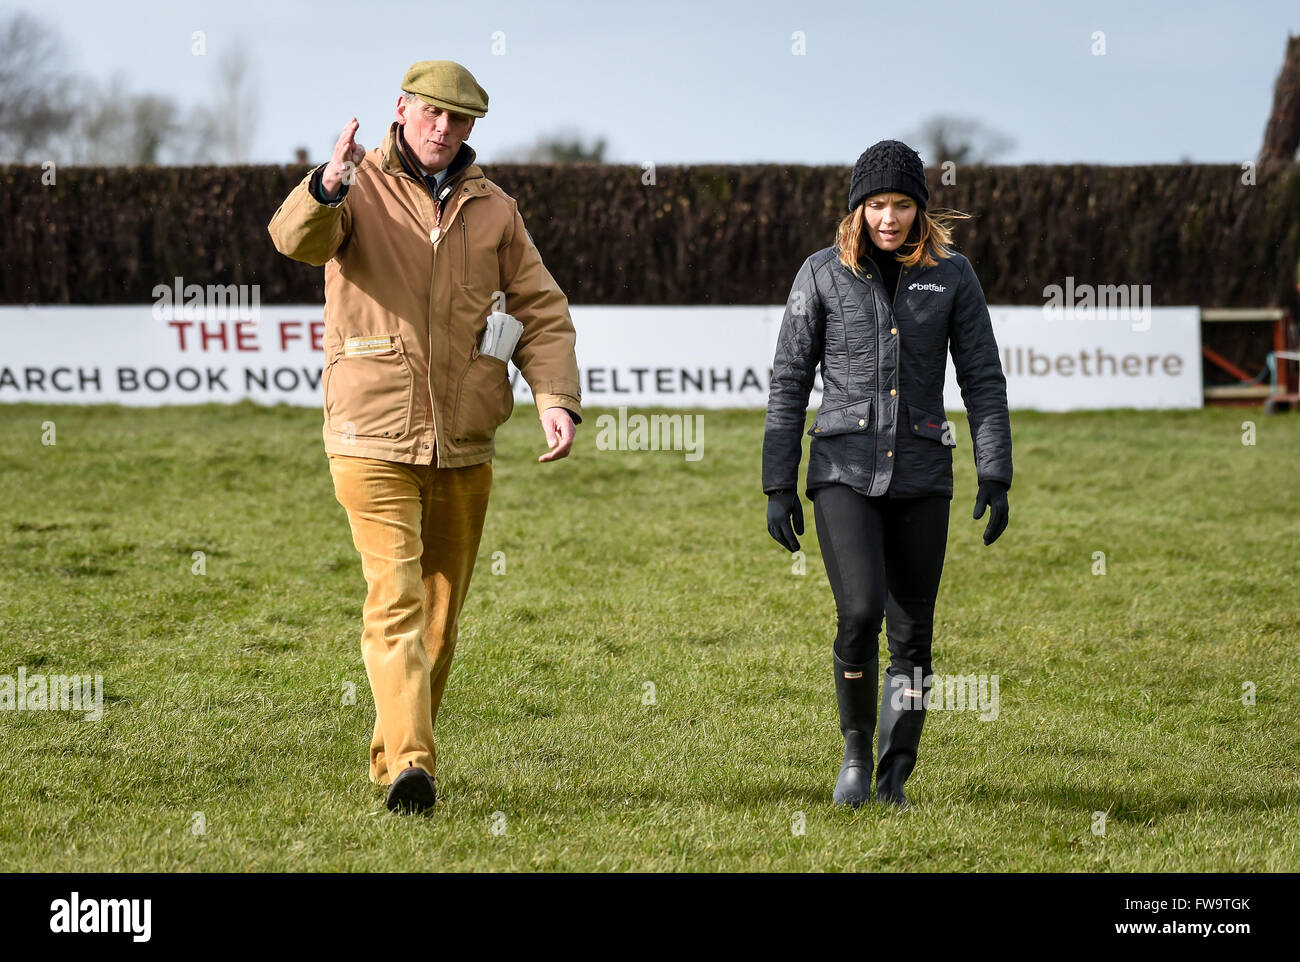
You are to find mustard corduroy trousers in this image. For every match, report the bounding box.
[328,450,493,786]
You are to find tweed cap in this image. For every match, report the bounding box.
[401,60,489,118]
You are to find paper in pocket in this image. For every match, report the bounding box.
[478,311,524,363]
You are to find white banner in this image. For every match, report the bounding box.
[944,306,1202,412]
[0,304,1201,411]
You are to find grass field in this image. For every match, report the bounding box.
[0,401,1297,872]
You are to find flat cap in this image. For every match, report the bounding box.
[401,60,489,118]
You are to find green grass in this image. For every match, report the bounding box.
[0,401,1297,871]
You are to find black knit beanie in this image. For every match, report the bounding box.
[847,140,929,212]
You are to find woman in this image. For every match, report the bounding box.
[762,140,1013,809]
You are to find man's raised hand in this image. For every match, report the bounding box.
[322,118,365,197]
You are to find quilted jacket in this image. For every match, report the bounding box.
[762,245,1012,500]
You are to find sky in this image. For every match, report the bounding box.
[8,0,1299,166]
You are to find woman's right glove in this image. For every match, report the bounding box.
[766,490,804,553]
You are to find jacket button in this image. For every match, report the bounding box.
[891,327,898,335]
[858,419,865,426]
[865,274,872,279]
[886,450,893,457]
[890,389,897,396]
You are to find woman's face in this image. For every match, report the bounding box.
[862,192,918,251]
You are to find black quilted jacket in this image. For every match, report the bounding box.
[762,245,1013,500]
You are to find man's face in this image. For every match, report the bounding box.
[396,96,476,172]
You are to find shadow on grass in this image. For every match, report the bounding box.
[950,780,1300,820]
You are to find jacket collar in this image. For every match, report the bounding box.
[381,122,481,195]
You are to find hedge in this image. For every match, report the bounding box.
[2,160,1297,310]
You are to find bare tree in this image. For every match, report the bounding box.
[128,94,183,164]
[69,75,182,164]
[903,115,1015,165]
[0,12,75,162]
[494,128,608,163]
[184,45,259,163]
[71,79,130,164]
[0,11,245,166]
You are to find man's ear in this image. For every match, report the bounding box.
[466,117,475,139]
[395,95,408,125]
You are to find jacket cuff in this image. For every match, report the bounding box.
[309,165,349,206]
[535,393,582,425]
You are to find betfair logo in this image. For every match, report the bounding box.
[908,282,947,293]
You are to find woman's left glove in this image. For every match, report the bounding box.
[973,480,1010,546]
[766,490,804,553]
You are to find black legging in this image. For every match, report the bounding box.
[812,484,950,676]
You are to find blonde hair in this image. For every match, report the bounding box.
[835,200,972,276]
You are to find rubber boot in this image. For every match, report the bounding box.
[875,668,932,810]
[832,653,878,807]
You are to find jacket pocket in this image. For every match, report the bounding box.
[807,397,872,437]
[907,403,956,447]
[323,334,413,441]
[461,215,469,287]
[451,347,515,444]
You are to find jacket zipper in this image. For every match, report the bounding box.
[427,182,453,464]
[428,183,482,465]
[864,252,905,476]
[432,182,452,228]
[392,137,479,466]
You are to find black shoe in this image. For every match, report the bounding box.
[386,764,437,814]
[832,653,878,808]
[876,669,931,810]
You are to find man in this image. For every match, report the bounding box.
[268,60,582,814]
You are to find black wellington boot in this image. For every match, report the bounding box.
[832,653,878,807]
[875,668,932,810]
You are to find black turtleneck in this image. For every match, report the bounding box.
[863,238,904,304]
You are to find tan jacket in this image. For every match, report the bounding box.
[267,122,581,467]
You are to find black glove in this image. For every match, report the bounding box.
[973,479,1010,546]
[766,490,804,553]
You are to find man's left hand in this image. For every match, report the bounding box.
[538,407,576,463]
